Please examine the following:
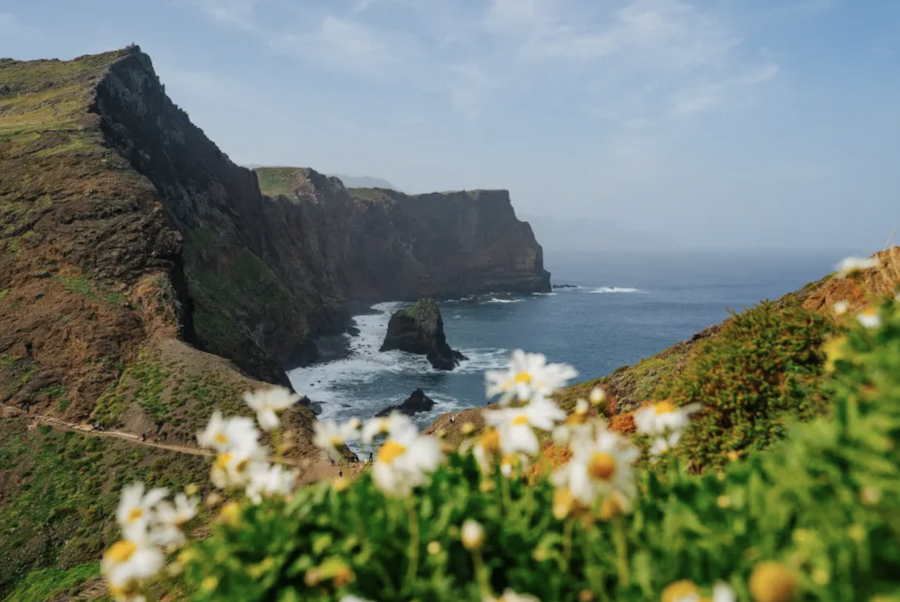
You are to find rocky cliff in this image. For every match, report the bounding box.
[0,46,549,429]
[255,168,551,300]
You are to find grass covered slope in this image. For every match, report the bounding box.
[0,417,208,596]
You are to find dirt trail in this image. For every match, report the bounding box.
[0,404,362,485]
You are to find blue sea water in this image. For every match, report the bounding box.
[287,249,845,429]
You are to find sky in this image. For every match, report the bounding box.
[1,0,898,251]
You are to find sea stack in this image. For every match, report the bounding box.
[379,298,467,370]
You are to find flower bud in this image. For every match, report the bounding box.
[461,519,484,551]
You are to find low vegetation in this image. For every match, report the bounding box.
[95,283,900,601]
[0,421,208,597]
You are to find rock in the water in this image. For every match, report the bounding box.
[552,283,578,289]
[379,298,467,370]
[376,388,435,417]
[298,395,323,416]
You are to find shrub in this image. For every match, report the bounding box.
[661,300,834,471]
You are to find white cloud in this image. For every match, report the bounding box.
[190,0,259,30]
[446,63,498,116]
[669,63,779,117]
[269,16,402,79]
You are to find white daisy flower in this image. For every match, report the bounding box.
[589,386,606,405]
[245,463,296,504]
[833,300,850,315]
[499,453,530,479]
[116,483,168,534]
[102,531,164,599]
[362,412,416,445]
[835,256,878,278]
[243,386,301,431]
[671,582,736,602]
[485,350,577,404]
[649,431,684,458]
[197,412,260,454]
[371,420,442,498]
[483,399,566,457]
[857,307,882,329]
[633,401,701,437]
[551,428,638,507]
[150,493,199,547]
[210,447,266,490]
[313,418,360,459]
[339,597,375,602]
[484,588,541,602]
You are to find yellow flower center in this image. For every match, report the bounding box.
[749,561,797,602]
[588,452,617,481]
[512,414,529,426]
[214,433,228,445]
[377,441,407,464]
[215,453,232,470]
[126,508,144,524]
[863,307,877,317]
[654,401,676,415]
[481,429,501,454]
[662,580,699,602]
[514,371,532,383]
[105,540,137,564]
[329,435,343,446]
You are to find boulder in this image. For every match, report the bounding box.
[379,298,468,370]
[376,388,435,417]
[298,395,323,416]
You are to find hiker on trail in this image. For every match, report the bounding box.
[450,415,455,424]
[141,433,146,442]
[331,458,336,467]
[368,452,373,463]
[339,468,343,478]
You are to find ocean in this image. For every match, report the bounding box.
[287,249,845,430]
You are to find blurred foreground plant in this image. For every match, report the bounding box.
[102,280,900,602]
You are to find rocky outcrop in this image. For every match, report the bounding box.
[375,388,435,417]
[379,299,467,370]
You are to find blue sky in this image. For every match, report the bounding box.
[1,0,898,250]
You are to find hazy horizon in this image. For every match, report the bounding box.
[2,0,898,251]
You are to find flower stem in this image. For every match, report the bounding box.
[472,548,491,599]
[405,495,420,591]
[614,514,629,587]
[563,518,573,570]
[273,428,283,465]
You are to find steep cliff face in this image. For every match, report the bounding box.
[256,168,552,300]
[0,46,550,427]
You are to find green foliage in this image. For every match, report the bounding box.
[0,423,209,596]
[54,274,129,307]
[254,167,315,199]
[1,563,100,602]
[177,296,900,601]
[663,300,834,471]
[92,346,247,429]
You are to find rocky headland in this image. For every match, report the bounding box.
[0,46,549,588]
[379,298,467,370]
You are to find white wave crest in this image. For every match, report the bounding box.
[587,286,643,294]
